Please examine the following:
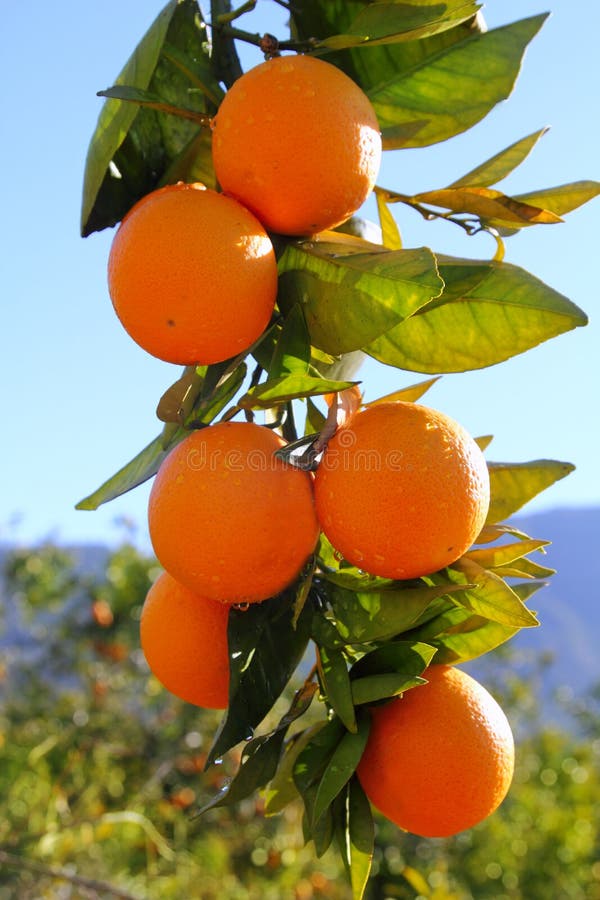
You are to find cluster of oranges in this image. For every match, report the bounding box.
[105,54,513,839]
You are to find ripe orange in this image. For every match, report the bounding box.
[107,182,277,365]
[357,665,514,837]
[314,401,489,579]
[140,571,229,709]
[148,421,320,604]
[211,54,382,236]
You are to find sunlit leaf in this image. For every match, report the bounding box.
[491,557,556,580]
[465,539,549,569]
[448,128,549,188]
[365,376,440,405]
[321,0,481,49]
[239,373,357,410]
[474,435,494,452]
[368,16,548,148]
[375,189,402,249]
[278,239,442,355]
[403,604,533,664]
[412,186,562,227]
[324,581,472,644]
[475,522,532,544]
[487,460,575,523]
[509,180,600,217]
[366,256,587,373]
[305,398,327,435]
[449,557,539,627]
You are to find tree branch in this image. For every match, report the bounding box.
[0,849,142,900]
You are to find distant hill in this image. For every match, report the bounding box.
[489,506,600,695]
[1,507,598,708]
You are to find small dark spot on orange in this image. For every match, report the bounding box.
[167,319,176,327]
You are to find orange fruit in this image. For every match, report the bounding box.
[140,571,229,708]
[357,665,514,837]
[107,182,277,365]
[211,54,382,235]
[314,401,489,579]
[148,421,320,604]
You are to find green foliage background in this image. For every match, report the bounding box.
[1,544,598,899]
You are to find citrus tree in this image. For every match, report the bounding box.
[76,1,597,896]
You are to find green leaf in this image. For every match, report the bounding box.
[317,645,357,734]
[448,557,539,628]
[278,240,442,355]
[311,712,370,827]
[303,787,336,857]
[96,85,211,125]
[365,375,440,405]
[185,362,248,426]
[207,593,313,765]
[75,358,249,510]
[366,256,588,373]
[368,15,548,148]
[294,718,346,823]
[156,365,204,424]
[412,186,562,227]
[81,0,219,235]
[465,539,549,569]
[334,778,374,900]
[264,723,323,816]
[375,189,402,249]
[322,0,481,48]
[448,128,549,188]
[197,681,317,814]
[487,459,575,523]
[269,305,311,378]
[305,398,327,435]
[474,434,494,452]
[510,180,600,217]
[492,557,556,580]
[351,672,426,705]
[75,427,186,510]
[239,374,357,410]
[406,606,523,664]
[475,523,532,544]
[325,581,472,644]
[197,731,287,815]
[349,640,436,681]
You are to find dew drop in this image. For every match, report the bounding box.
[233,601,250,612]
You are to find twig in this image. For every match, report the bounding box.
[212,22,318,54]
[0,849,142,900]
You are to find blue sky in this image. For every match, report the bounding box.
[1,0,598,547]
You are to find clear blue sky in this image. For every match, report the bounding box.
[1,0,598,547]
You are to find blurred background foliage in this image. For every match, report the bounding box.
[0,542,598,899]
